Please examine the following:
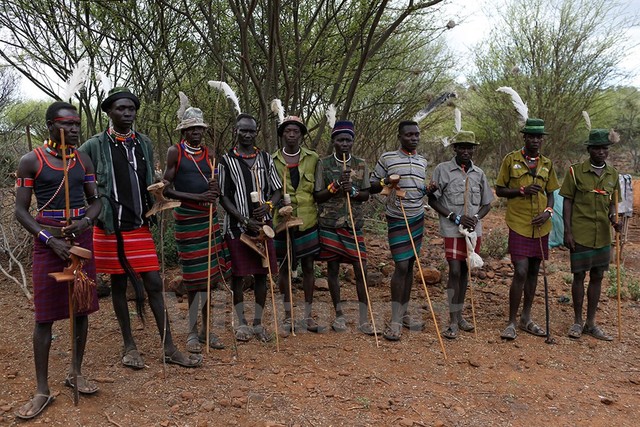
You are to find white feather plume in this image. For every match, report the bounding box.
[207,80,241,115]
[60,59,90,102]
[177,91,190,120]
[582,111,591,131]
[496,86,528,124]
[441,137,450,147]
[96,71,112,96]
[454,108,462,133]
[412,92,457,123]
[326,104,337,129]
[270,99,285,125]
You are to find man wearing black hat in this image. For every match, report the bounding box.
[79,88,202,368]
[272,116,322,333]
[496,118,560,340]
[560,129,621,341]
[314,120,375,335]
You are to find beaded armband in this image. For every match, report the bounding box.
[15,178,34,188]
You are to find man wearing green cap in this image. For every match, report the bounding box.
[79,88,202,368]
[272,116,322,333]
[496,118,560,340]
[560,129,621,341]
[369,120,430,341]
[428,131,494,339]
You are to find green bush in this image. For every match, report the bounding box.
[151,215,179,268]
[480,228,508,259]
[607,266,640,300]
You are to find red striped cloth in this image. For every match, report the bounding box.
[318,227,367,263]
[444,236,481,261]
[93,225,159,274]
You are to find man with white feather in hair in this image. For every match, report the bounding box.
[427,129,494,339]
[162,94,231,352]
[270,105,323,334]
[79,87,202,368]
[496,115,559,340]
[560,126,621,341]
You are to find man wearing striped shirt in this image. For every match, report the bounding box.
[219,114,282,342]
[370,120,428,341]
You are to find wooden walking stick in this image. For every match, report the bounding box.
[614,189,622,340]
[205,159,216,354]
[534,180,554,345]
[342,153,379,347]
[253,173,280,351]
[398,199,447,360]
[282,165,296,336]
[463,177,478,338]
[60,128,79,405]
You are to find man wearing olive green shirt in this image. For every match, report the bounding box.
[496,118,560,340]
[560,129,621,341]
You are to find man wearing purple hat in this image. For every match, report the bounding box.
[314,121,375,335]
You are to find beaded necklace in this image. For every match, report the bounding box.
[282,147,301,157]
[109,128,135,142]
[333,152,351,163]
[521,147,539,162]
[180,140,209,183]
[233,145,259,159]
[590,162,606,169]
[180,139,203,156]
[44,140,76,159]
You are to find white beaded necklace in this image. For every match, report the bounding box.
[282,147,301,157]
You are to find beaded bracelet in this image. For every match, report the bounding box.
[327,181,339,194]
[265,201,274,212]
[543,207,554,217]
[380,177,387,188]
[350,186,359,198]
[454,215,461,225]
[38,229,53,245]
[519,186,526,196]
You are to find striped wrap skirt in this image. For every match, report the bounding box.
[93,225,159,274]
[387,213,424,262]
[173,206,231,292]
[318,227,367,263]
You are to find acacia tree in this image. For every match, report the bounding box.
[466,0,634,175]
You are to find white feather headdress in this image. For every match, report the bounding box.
[496,87,528,125]
[96,70,113,96]
[59,59,90,102]
[270,99,285,125]
[207,81,241,115]
[177,91,190,120]
[412,92,457,123]
[582,111,592,131]
[454,108,462,133]
[326,104,337,129]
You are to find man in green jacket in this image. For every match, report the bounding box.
[79,87,201,369]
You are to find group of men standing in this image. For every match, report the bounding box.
[14,88,621,419]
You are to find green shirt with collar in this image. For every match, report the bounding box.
[559,159,620,249]
[496,149,560,238]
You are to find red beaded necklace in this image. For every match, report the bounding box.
[233,145,259,159]
[44,140,76,159]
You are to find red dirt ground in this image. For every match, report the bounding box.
[1,208,639,426]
